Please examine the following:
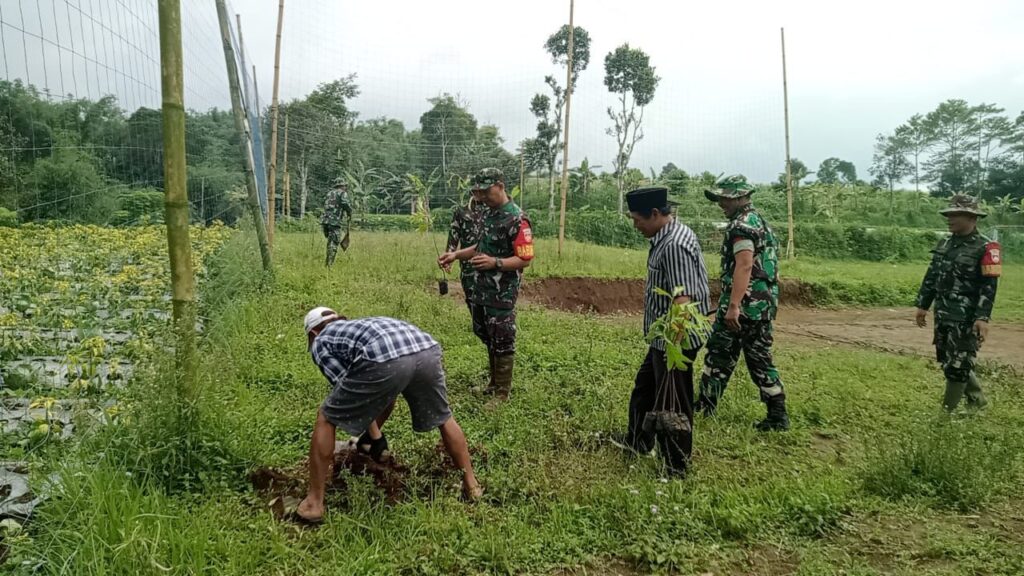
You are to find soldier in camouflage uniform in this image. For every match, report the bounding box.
[697,174,790,431]
[439,168,534,401]
[444,198,484,304]
[915,194,1001,411]
[321,177,353,267]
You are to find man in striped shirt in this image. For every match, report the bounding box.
[297,307,482,522]
[613,186,711,477]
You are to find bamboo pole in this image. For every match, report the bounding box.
[267,0,285,243]
[283,112,290,219]
[782,27,795,259]
[216,0,272,272]
[519,152,525,209]
[557,0,575,257]
[157,0,197,404]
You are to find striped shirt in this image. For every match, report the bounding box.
[643,218,712,351]
[311,317,439,386]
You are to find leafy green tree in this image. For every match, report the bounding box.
[894,114,933,193]
[777,158,810,188]
[869,132,913,192]
[923,99,982,196]
[420,94,477,201]
[817,157,857,185]
[604,44,659,213]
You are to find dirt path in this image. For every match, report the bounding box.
[437,277,1023,368]
[776,307,1024,368]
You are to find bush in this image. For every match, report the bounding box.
[0,206,17,227]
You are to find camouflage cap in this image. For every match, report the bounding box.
[940,194,987,218]
[471,168,505,191]
[332,177,348,188]
[704,174,755,202]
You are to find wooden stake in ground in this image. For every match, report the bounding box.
[267,0,285,240]
[283,112,290,219]
[557,0,575,257]
[157,0,197,403]
[782,27,795,259]
[216,0,271,272]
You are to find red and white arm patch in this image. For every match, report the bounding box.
[514,219,535,261]
[981,241,1002,278]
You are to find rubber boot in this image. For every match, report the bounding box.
[694,393,718,418]
[755,395,790,431]
[964,372,988,409]
[479,352,497,395]
[942,377,967,411]
[490,354,514,402]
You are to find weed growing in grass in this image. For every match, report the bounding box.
[860,416,1023,511]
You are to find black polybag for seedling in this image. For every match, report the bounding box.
[438,279,449,296]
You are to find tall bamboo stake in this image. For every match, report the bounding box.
[519,152,525,209]
[157,0,197,407]
[216,0,271,272]
[283,112,290,218]
[267,0,285,244]
[782,27,795,259]
[557,0,575,257]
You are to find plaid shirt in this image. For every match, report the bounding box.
[311,317,439,386]
[644,218,711,351]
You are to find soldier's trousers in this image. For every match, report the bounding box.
[934,321,986,410]
[699,318,785,404]
[322,224,342,266]
[469,303,517,356]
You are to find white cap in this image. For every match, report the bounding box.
[304,306,338,336]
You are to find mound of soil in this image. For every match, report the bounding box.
[250,440,409,520]
[517,277,817,315]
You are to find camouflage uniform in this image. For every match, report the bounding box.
[321,180,352,266]
[699,174,789,430]
[916,195,1000,410]
[446,202,484,302]
[467,168,534,400]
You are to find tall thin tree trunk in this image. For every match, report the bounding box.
[547,166,556,220]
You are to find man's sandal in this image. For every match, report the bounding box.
[356,431,390,463]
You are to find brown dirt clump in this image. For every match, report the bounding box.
[250,441,410,521]
[516,277,817,315]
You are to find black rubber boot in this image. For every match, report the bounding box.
[755,395,790,432]
[695,394,718,417]
[490,354,515,402]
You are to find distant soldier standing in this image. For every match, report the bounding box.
[321,177,353,267]
[915,194,1000,411]
[439,168,534,401]
[698,174,791,431]
[444,198,485,305]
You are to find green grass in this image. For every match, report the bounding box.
[11,231,1024,575]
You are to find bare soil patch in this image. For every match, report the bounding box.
[776,307,1024,369]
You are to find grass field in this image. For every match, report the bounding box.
[7,230,1024,575]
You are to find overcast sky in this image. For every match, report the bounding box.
[3,0,1023,184]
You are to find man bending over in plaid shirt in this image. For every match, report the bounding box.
[298,307,482,522]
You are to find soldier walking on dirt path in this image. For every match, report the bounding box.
[915,194,1001,411]
[611,186,711,478]
[443,198,485,306]
[297,307,482,523]
[697,174,791,431]
[321,177,353,267]
[438,168,534,403]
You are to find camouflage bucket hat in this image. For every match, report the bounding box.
[939,194,987,218]
[704,174,755,202]
[472,168,504,191]
[332,177,348,188]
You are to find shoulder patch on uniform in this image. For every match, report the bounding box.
[981,241,1002,277]
[514,218,534,260]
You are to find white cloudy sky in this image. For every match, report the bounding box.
[3,0,1023,184]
